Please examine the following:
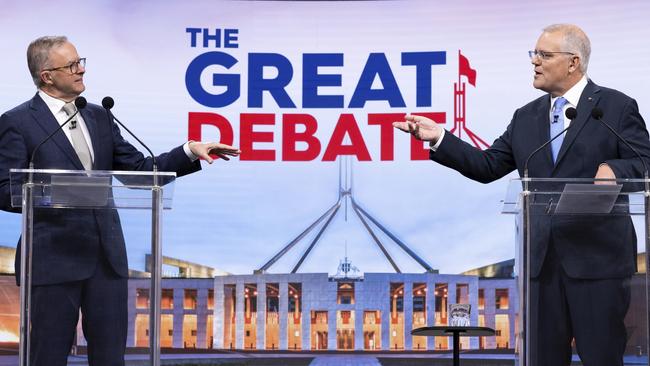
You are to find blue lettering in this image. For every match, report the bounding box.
[186,28,202,47]
[185,52,240,108]
[303,53,344,108]
[402,52,446,107]
[248,53,296,108]
[349,53,405,108]
[224,29,239,48]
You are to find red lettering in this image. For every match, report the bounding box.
[188,112,234,160]
[322,114,371,161]
[240,113,276,161]
[368,113,405,161]
[282,114,321,161]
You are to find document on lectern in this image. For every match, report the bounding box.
[555,183,623,214]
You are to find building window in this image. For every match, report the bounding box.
[478,289,485,310]
[136,288,149,309]
[337,282,355,305]
[161,289,174,309]
[495,289,509,310]
[208,289,214,310]
[184,289,197,310]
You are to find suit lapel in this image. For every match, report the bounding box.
[534,97,554,167]
[29,94,85,170]
[553,81,600,169]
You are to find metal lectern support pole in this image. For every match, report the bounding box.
[519,190,531,366]
[644,187,650,366]
[18,182,34,366]
[150,180,163,366]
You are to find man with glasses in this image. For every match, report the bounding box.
[0,36,240,366]
[394,24,650,365]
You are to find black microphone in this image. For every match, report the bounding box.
[29,96,87,169]
[590,107,649,187]
[523,107,578,180]
[102,96,157,172]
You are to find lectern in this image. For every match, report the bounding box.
[502,177,650,366]
[10,168,176,366]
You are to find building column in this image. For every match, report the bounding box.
[172,287,184,348]
[327,309,337,350]
[301,307,311,350]
[197,288,208,349]
[403,280,413,350]
[354,282,364,351]
[447,282,457,349]
[256,280,266,350]
[235,282,245,349]
[279,281,288,350]
[485,286,496,349]
[426,278,436,350]
[468,279,479,349]
[214,281,225,349]
[381,289,390,351]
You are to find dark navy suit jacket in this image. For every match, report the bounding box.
[431,80,650,279]
[0,93,201,285]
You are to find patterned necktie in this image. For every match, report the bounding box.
[550,97,569,163]
[62,103,92,170]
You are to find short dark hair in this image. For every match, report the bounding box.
[27,36,68,87]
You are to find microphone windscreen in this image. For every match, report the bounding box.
[102,96,115,109]
[565,107,577,120]
[74,96,87,109]
[591,107,604,120]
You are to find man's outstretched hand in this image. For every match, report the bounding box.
[392,114,442,142]
[189,141,241,163]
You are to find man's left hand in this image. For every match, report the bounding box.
[594,163,616,185]
[189,141,241,163]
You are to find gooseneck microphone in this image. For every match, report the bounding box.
[101,96,157,172]
[523,107,578,182]
[29,96,87,169]
[590,107,649,190]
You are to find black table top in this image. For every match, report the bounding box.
[411,326,495,337]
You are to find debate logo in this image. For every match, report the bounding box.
[453,51,488,149]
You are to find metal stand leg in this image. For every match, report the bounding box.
[150,185,163,366]
[18,183,34,366]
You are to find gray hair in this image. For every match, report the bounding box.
[27,36,68,87]
[543,24,591,73]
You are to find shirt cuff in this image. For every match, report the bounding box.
[429,128,445,152]
[183,141,199,162]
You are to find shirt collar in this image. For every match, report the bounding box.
[550,75,588,108]
[38,89,71,116]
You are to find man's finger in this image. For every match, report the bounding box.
[217,153,230,161]
[392,122,411,132]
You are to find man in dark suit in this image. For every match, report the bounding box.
[394,24,650,365]
[0,36,240,366]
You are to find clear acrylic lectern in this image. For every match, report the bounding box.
[10,168,176,366]
[503,177,650,366]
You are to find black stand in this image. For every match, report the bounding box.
[411,326,495,366]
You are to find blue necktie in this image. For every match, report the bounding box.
[550,97,569,163]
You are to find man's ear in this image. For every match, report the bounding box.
[40,71,53,85]
[568,55,581,73]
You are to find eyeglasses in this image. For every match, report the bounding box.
[528,50,575,61]
[43,58,86,74]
